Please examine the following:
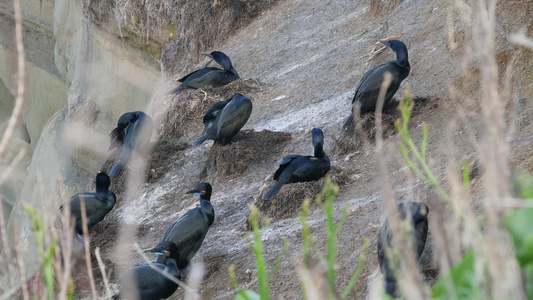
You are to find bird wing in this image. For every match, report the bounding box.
[162,209,209,264]
[178,67,221,83]
[216,97,252,139]
[273,155,301,180]
[352,62,393,103]
[124,115,153,151]
[203,99,231,124]
[61,193,100,216]
[109,127,126,151]
[291,157,330,181]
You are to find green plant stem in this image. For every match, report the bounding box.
[250,211,269,299]
[396,93,451,203]
[341,238,369,300]
[24,203,56,300]
[268,238,288,282]
[299,199,311,266]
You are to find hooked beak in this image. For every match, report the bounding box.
[380,40,391,47]
[201,52,213,59]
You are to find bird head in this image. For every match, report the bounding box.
[398,202,429,225]
[186,182,213,200]
[95,172,111,192]
[380,40,409,67]
[311,128,325,147]
[201,51,232,71]
[116,112,139,129]
[144,241,179,259]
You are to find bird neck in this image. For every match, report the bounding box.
[230,67,239,78]
[164,257,181,278]
[395,51,409,69]
[314,143,326,159]
[200,199,215,226]
[95,187,109,200]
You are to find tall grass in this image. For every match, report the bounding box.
[235,180,368,300]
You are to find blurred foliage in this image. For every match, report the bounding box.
[505,174,533,298]
[24,203,61,300]
[431,251,480,299]
[230,205,287,300]
[300,179,368,299]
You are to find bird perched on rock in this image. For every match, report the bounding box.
[156,182,215,270]
[191,94,252,146]
[58,172,116,235]
[342,40,410,131]
[263,128,331,200]
[168,51,239,94]
[377,201,429,297]
[108,111,153,177]
[113,241,182,300]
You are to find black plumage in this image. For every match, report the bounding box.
[342,40,410,130]
[156,182,215,269]
[263,128,331,200]
[191,94,252,146]
[59,172,116,235]
[168,51,239,94]
[109,111,153,177]
[113,241,182,300]
[377,201,429,297]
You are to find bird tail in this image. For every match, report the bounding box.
[108,161,123,177]
[167,85,184,95]
[384,280,397,297]
[191,135,208,146]
[262,182,284,200]
[340,114,354,133]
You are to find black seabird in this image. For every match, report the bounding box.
[113,241,182,300]
[108,111,153,177]
[168,51,239,94]
[377,201,429,297]
[156,182,215,270]
[342,40,410,130]
[262,128,331,200]
[191,94,252,146]
[59,172,116,235]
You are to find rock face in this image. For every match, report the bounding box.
[2,0,160,283]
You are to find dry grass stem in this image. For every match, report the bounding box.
[95,247,112,299]
[510,33,533,48]
[474,0,524,298]
[14,246,29,300]
[80,199,97,299]
[375,72,426,299]
[184,261,203,300]
[132,243,197,295]
[0,148,26,186]
[0,0,26,291]
[0,0,25,155]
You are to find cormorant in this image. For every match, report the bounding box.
[168,51,239,94]
[59,172,116,235]
[156,182,215,269]
[113,241,182,300]
[342,40,410,131]
[377,201,429,297]
[263,128,331,200]
[108,111,153,177]
[191,94,252,146]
